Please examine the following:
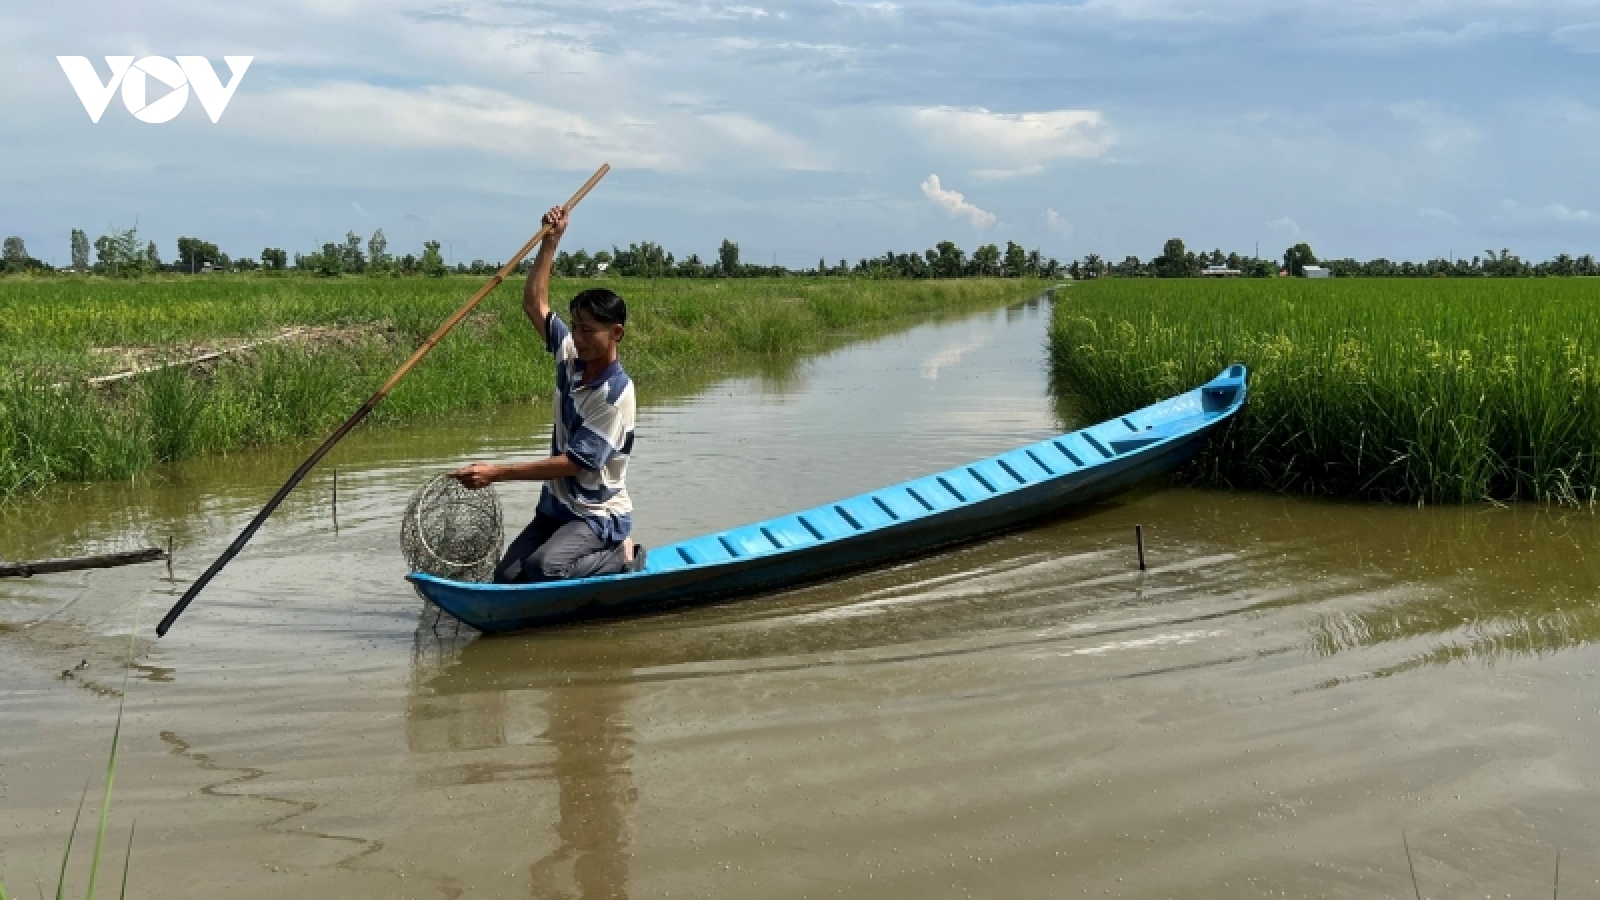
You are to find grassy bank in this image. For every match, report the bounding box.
[1049,278,1600,504]
[0,275,1044,499]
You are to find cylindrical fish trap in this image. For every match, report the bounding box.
[400,474,504,590]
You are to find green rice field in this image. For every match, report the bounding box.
[0,275,1043,500]
[1050,278,1600,505]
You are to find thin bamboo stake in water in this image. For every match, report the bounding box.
[332,468,339,534]
[156,163,612,637]
[1135,525,1146,571]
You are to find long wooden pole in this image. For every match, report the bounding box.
[0,548,167,578]
[156,163,611,637]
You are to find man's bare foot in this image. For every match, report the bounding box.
[622,537,635,563]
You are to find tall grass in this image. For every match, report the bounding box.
[0,606,140,900]
[1049,278,1600,504]
[0,276,1042,500]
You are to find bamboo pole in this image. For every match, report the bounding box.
[156,164,612,636]
[1,548,167,578]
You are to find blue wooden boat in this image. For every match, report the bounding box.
[410,364,1249,632]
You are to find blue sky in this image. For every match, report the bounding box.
[5,0,1600,268]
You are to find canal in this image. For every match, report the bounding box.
[2,295,1597,898]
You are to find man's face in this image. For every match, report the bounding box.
[570,308,624,364]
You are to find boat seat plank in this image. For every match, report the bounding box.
[837,495,896,529]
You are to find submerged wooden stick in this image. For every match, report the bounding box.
[332,468,339,533]
[156,164,612,637]
[1,548,167,578]
[1135,525,1146,571]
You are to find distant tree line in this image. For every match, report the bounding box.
[6,228,1600,280]
[546,239,1063,279]
[1068,238,1600,279]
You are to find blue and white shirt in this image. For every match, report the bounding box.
[536,311,636,542]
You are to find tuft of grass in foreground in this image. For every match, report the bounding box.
[1050,278,1600,504]
[1,605,140,900]
[0,276,1043,500]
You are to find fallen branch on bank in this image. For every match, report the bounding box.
[85,328,308,387]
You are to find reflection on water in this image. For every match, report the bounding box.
[3,295,1600,899]
[1291,502,1600,676]
[411,621,634,899]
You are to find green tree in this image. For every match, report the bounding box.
[2,236,28,272]
[420,240,446,277]
[90,227,146,276]
[176,237,221,272]
[315,242,344,277]
[1003,241,1028,277]
[971,243,1001,276]
[1282,242,1317,277]
[717,239,740,276]
[261,248,287,270]
[1156,238,1193,277]
[145,240,161,270]
[367,228,389,273]
[931,241,965,278]
[70,229,90,271]
[341,231,366,274]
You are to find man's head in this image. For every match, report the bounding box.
[568,288,626,366]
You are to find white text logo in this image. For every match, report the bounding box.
[57,56,253,123]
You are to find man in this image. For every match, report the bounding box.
[449,205,643,581]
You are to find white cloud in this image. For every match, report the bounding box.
[1045,208,1072,235]
[973,165,1046,179]
[1388,101,1481,154]
[1360,20,1499,48]
[921,175,996,227]
[244,82,675,168]
[699,112,826,170]
[238,81,825,173]
[1417,207,1460,225]
[1543,203,1594,223]
[1267,216,1302,235]
[1552,22,1600,51]
[911,107,1112,172]
[1488,199,1597,229]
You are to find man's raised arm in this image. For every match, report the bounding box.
[523,205,569,344]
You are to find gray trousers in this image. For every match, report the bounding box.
[495,513,627,583]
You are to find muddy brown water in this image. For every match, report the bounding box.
[3,297,1598,899]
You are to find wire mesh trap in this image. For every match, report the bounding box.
[400,474,504,586]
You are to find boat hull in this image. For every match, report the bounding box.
[410,365,1248,633]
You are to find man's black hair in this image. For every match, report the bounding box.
[570,288,627,326]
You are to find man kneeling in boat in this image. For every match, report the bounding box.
[448,204,643,581]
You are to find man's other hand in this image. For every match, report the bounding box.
[543,205,569,237]
[448,463,500,490]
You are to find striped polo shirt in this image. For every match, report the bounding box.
[535,311,636,542]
